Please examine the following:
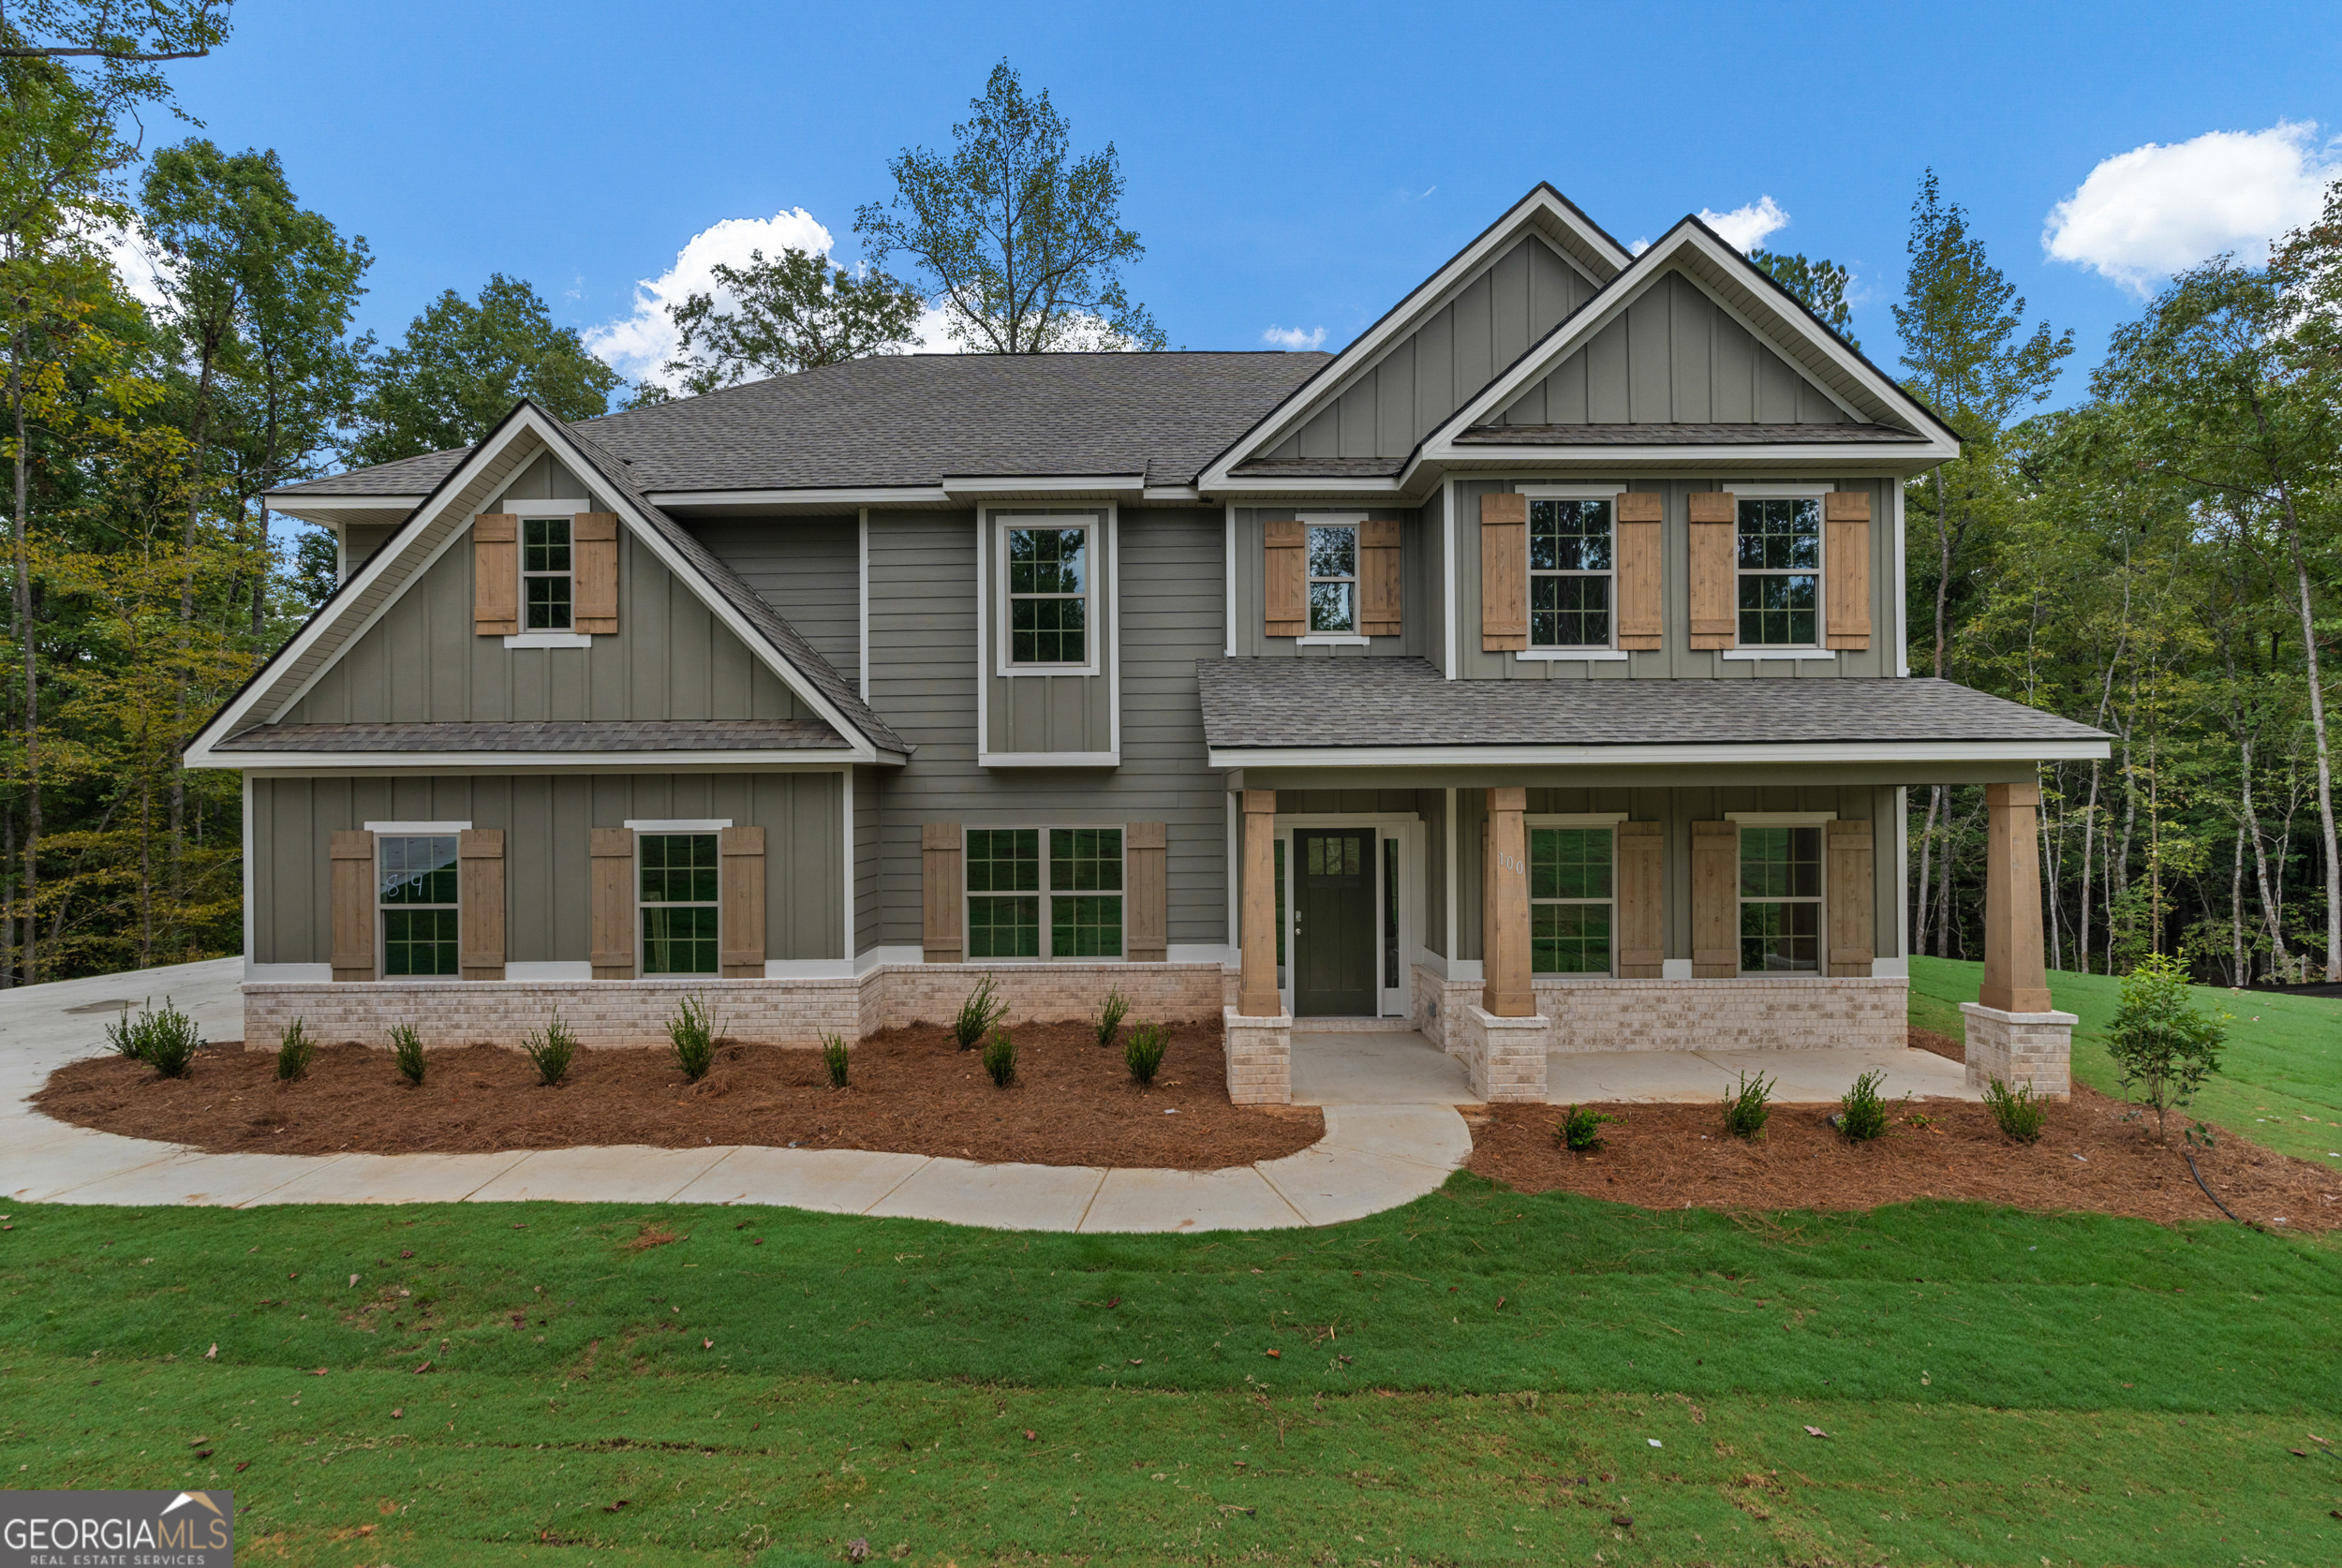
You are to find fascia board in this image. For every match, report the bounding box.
[1207,739,2112,769]
[1426,439,1959,468]
[649,485,954,512]
[1204,476,1407,497]
[193,750,901,775]
[262,494,422,515]
[941,473,1145,497]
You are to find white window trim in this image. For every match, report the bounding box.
[503,496,588,639]
[1519,648,1630,662]
[994,512,1102,676]
[1298,632,1371,647]
[1721,648,1838,661]
[1519,485,1620,656]
[1300,515,1365,638]
[363,820,470,834]
[1725,810,1839,824]
[375,830,463,983]
[1730,487,1831,653]
[962,824,1130,963]
[635,827,724,980]
[625,818,733,832]
[1525,818,1619,980]
[1732,819,1828,978]
[504,630,593,649]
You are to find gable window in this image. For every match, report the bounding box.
[1307,525,1357,634]
[1530,826,1612,974]
[965,826,1123,958]
[523,517,573,630]
[1739,825,1821,972]
[1006,525,1089,665]
[379,835,460,977]
[1529,499,1613,647]
[640,833,719,975]
[1736,497,1820,646]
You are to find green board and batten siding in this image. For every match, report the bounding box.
[1225,507,1432,661]
[689,516,861,691]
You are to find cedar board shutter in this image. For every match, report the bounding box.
[1827,820,1876,976]
[1614,821,1664,978]
[473,514,519,636]
[573,510,619,634]
[1690,821,1738,977]
[1615,492,1663,650]
[1359,519,1402,637]
[1687,492,1736,649]
[330,830,376,983]
[719,824,765,978]
[590,827,636,979]
[1479,491,1527,651]
[459,828,506,981]
[922,822,963,963]
[1824,492,1872,650]
[1263,519,1306,638]
[1125,821,1167,961]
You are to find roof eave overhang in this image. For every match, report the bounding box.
[1402,437,1959,485]
[263,495,423,528]
[1207,739,2112,770]
[200,748,899,775]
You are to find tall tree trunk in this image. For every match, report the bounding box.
[2231,814,2246,985]
[1913,786,1941,956]
[7,318,37,984]
[171,349,218,948]
[2077,761,2099,975]
[2042,770,2063,974]
[2243,736,2288,975]
[2255,422,2340,979]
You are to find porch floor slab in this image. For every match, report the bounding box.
[1291,1028,1475,1105]
[1546,1045,1977,1105]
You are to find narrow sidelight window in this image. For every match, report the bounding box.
[1529,499,1613,647]
[1736,498,1820,646]
[1530,826,1613,975]
[1307,525,1357,633]
[1007,526,1088,664]
[379,835,460,976]
[1382,837,1401,992]
[523,517,574,629]
[967,828,1042,958]
[640,833,719,974]
[1739,825,1822,971]
[1049,827,1123,957]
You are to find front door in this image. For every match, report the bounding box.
[1294,829,1376,1016]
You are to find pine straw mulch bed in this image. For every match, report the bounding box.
[30,1019,1321,1172]
[1469,1028,2342,1232]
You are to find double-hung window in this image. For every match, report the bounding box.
[640,833,719,975]
[1529,826,1613,974]
[1529,499,1614,648]
[1006,525,1089,666]
[1736,497,1820,646]
[1739,825,1821,972]
[523,517,573,630]
[1307,524,1357,634]
[379,836,460,977]
[965,827,1123,958]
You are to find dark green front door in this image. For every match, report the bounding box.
[1294,830,1376,1016]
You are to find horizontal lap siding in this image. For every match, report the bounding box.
[689,516,861,690]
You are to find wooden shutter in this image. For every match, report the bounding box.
[1479,492,1528,651]
[458,829,505,981]
[1125,821,1167,962]
[1359,519,1402,636]
[1615,493,1663,651]
[473,513,518,635]
[589,827,636,979]
[1614,821,1664,978]
[719,825,765,979]
[1690,821,1738,977]
[1824,492,1872,650]
[1827,820,1876,976]
[1688,492,1736,649]
[329,830,376,983]
[572,511,619,634]
[1264,519,1306,638]
[921,822,963,963]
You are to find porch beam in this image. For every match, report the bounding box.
[1238,789,1282,1016]
[1979,780,2053,1013]
[1483,786,1534,1017]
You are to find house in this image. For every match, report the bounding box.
[196,185,2109,1104]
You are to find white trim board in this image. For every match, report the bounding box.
[363,820,471,834]
[623,818,733,832]
[1210,739,2112,768]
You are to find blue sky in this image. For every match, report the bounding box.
[158,0,2342,409]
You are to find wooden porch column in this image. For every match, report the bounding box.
[1979,780,2053,1013]
[1238,789,1283,1016]
[1482,787,1534,1017]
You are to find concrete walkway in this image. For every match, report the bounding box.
[1547,1043,1975,1104]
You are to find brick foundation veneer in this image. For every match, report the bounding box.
[1537,976,1907,1053]
[1410,966,1484,1056]
[1458,1005,1549,1102]
[1960,1001,2075,1100]
[1222,1007,1294,1104]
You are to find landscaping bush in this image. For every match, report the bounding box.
[276,1018,316,1083]
[981,1027,1017,1087]
[1722,1070,1773,1140]
[1096,987,1130,1049]
[667,995,719,1082]
[1836,1069,1890,1141]
[104,1003,145,1058]
[954,974,1005,1051]
[523,1013,578,1087]
[2106,954,2227,1143]
[109,998,201,1078]
[1124,1021,1167,1085]
[390,1023,425,1087]
[1983,1076,2046,1143]
[822,1032,851,1089]
[1554,1104,1615,1152]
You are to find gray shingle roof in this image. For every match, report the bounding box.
[1196,658,2109,750]
[218,718,846,753]
[1227,456,1408,479]
[1460,422,1930,446]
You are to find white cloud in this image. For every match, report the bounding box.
[584,208,837,389]
[1697,196,1790,255]
[91,217,173,312]
[2044,121,2340,293]
[1262,324,1327,350]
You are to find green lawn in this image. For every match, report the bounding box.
[1910,956,2342,1164]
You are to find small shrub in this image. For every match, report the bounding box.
[981,1027,1017,1087]
[1835,1069,1890,1142]
[667,995,719,1083]
[1124,1021,1168,1085]
[390,1023,426,1087]
[822,1032,851,1089]
[1982,1076,2046,1143]
[276,1017,316,1083]
[523,1012,578,1087]
[2106,954,2227,1143]
[105,1002,146,1058]
[1722,1070,1773,1140]
[111,998,202,1078]
[954,973,1006,1051]
[1096,987,1130,1050]
[1555,1104,1615,1152]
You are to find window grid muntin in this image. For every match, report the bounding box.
[378,835,460,977]
[1306,524,1357,634]
[1735,497,1820,647]
[1739,824,1822,973]
[1529,499,1614,648]
[1006,525,1089,665]
[639,832,720,975]
[1530,826,1614,975]
[522,516,574,630]
[963,826,1124,959]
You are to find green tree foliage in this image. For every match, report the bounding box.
[344,274,620,466]
[662,246,925,394]
[857,61,1164,353]
[1749,249,1856,347]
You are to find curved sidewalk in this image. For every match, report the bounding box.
[1,960,1470,1233]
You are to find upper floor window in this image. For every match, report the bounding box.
[1739,825,1821,972]
[1308,525,1356,634]
[1530,499,1613,648]
[523,517,573,630]
[379,835,459,977]
[640,832,719,975]
[1530,825,1612,974]
[1736,498,1819,646]
[1007,525,1089,665]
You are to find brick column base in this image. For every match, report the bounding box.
[1960,1002,2076,1101]
[1223,1005,1293,1105]
[1460,1004,1549,1102]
